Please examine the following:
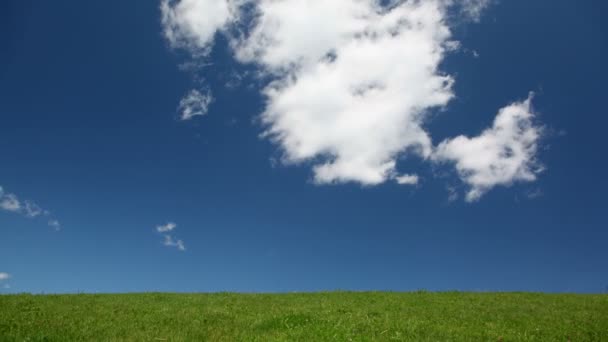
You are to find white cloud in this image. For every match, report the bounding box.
[178,89,213,120]
[0,188,21,212]
[163,234,186,251]
[24,200,43,218]
[162,0,544,200]
[447,186,459,202]
[0,273,10,281]
[48,219,61,231]
[457,0,492,22]
[0,185,61,227]
[161,0,239,53]
[232,0,454,185]
[434,94,543,201]
[157,222,177,233]
[396,174,420,185]
[156,222,186,251]
[526,188,543,199]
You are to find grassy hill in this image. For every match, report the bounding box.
[1,292,606,341]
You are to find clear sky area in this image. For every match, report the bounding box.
[1,0,607,293]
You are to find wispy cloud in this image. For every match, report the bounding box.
[395,174,420,186]
[178,88,213,120]
[0,273,11,290]
[447,186,460,202]
[526,188,543,199]
[157,222,177,233]
[48,219,61,231]
[163,234,186,251]
[0,186,61,228]
[0,192,21,212]
[24,201,44,218]
[156,222,186,251]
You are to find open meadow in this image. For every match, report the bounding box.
[1,292,607,341]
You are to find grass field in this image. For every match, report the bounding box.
[1,292,607,341]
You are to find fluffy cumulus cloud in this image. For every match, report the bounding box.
[239,0,455,185]
[0,186,60,228]
[161,0,544,200]
[161,0,240,52]
[156,222,186,251]
[434,94,543,201]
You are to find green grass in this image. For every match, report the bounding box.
[1,292,607,341]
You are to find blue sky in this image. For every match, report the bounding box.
[1,0,607,294]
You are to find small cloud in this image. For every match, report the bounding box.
[48,219,61,231]
[156,222,177,233]
[160,0,237,52]
[526,188,543,199]
[156,222,186,251]
[459,0,493,22]
[224,70,252,90]
[24,200,43,218]
[163,234,186,251]
[395,174,420,185]
[0,186,61,228]
[0,193,21,212]
[0,272,11,281]
[178,89,213,120]
[434,94,543,201]
[447,186,459,202]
